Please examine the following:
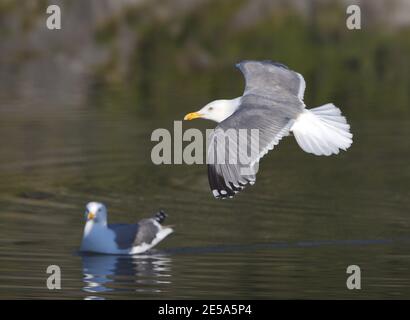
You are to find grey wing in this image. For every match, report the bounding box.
[133,219,160,246]
[109,224,139,250]
[109,220,160,249]
[236,60,306,102]
[207,99,299,199]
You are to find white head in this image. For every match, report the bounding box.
[184,98,241,123]
[85,202,107,225]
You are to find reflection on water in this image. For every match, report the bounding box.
[81,253,172,300]
[75,237,410,299]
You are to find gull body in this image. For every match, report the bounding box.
[80,202,173,255]
[184,60,353,199]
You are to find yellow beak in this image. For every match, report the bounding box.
[184,112,202,121]
[87,212,95,220]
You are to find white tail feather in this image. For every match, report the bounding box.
[291,103,353,156]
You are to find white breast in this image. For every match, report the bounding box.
[80,222,124,254]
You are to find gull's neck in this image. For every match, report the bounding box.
[83,220,107,236]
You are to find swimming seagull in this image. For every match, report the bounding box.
[184,60,353,199]
[80,202,173,254]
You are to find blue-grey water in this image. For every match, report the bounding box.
[0,97,409,299]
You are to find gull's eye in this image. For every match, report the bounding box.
[209,107,213,111]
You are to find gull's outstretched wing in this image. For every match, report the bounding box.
[207,100,296,199]
[236,60,306,102]
[207,61,306,199]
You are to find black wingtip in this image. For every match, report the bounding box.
[154,210,167,224]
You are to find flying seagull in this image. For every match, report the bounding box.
[80,202,173,254]
[184,60,353,199]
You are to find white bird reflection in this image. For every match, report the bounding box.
[81,252,172,299]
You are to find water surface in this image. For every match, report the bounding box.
[0,92,409,299]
